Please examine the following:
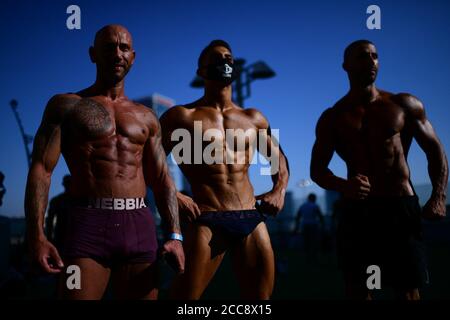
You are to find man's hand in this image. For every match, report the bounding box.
[161,240,185,274]
[177,192,201,222]
[29,236,64,274]
[255,188,285,216]
[343,174,371,199]
[422,195,446,220]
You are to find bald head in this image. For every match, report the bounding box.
[94,24,133,49]
[89,24,136,83]
[343,39,375,64]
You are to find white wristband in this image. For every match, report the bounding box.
[169,232,183,242]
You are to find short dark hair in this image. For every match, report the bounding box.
[343,39,374,63]
[308,193,317,202]
[198,40,232,68]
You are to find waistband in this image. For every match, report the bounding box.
[199,209,266,219]
[69,197,148,211]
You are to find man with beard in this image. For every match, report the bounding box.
[25,25,184,299]
[310,40,448,299]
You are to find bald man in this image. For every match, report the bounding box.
[25,25,184,299]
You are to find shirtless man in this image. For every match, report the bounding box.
[160,40,289,299]
[310,40,448,299]
[25,25,184,299]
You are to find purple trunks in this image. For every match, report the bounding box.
[61,198,158,267]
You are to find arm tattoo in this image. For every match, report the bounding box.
[146,116,181,234]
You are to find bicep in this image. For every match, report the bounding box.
[311,138,334,168]
[404,96,443,154]
[257,126,282,159]
[159,107,186,155]
[253,110,281,160]
[143,121,170,186]
[159,113,173,155]
[413,117,442,153]
[31,102,63,173]
[311,116,335,171]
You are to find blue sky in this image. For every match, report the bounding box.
[1,0,449,217]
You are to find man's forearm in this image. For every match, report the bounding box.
[428,146,448,200]
[154,181,181,234]
[25,165,51,239]
[271,152,289,192]
[311,168,347,193]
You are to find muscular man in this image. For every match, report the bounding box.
[160,40,289,299]
[310,40,448,299]
[25,25,184,299]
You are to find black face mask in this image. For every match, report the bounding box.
[205,59,236,84]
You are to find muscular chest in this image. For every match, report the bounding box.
[65,98,148,145]
[183,110,258,152]
[336,101,405,144]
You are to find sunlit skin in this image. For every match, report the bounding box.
[160,45,289,299]
[25,25,184,300]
